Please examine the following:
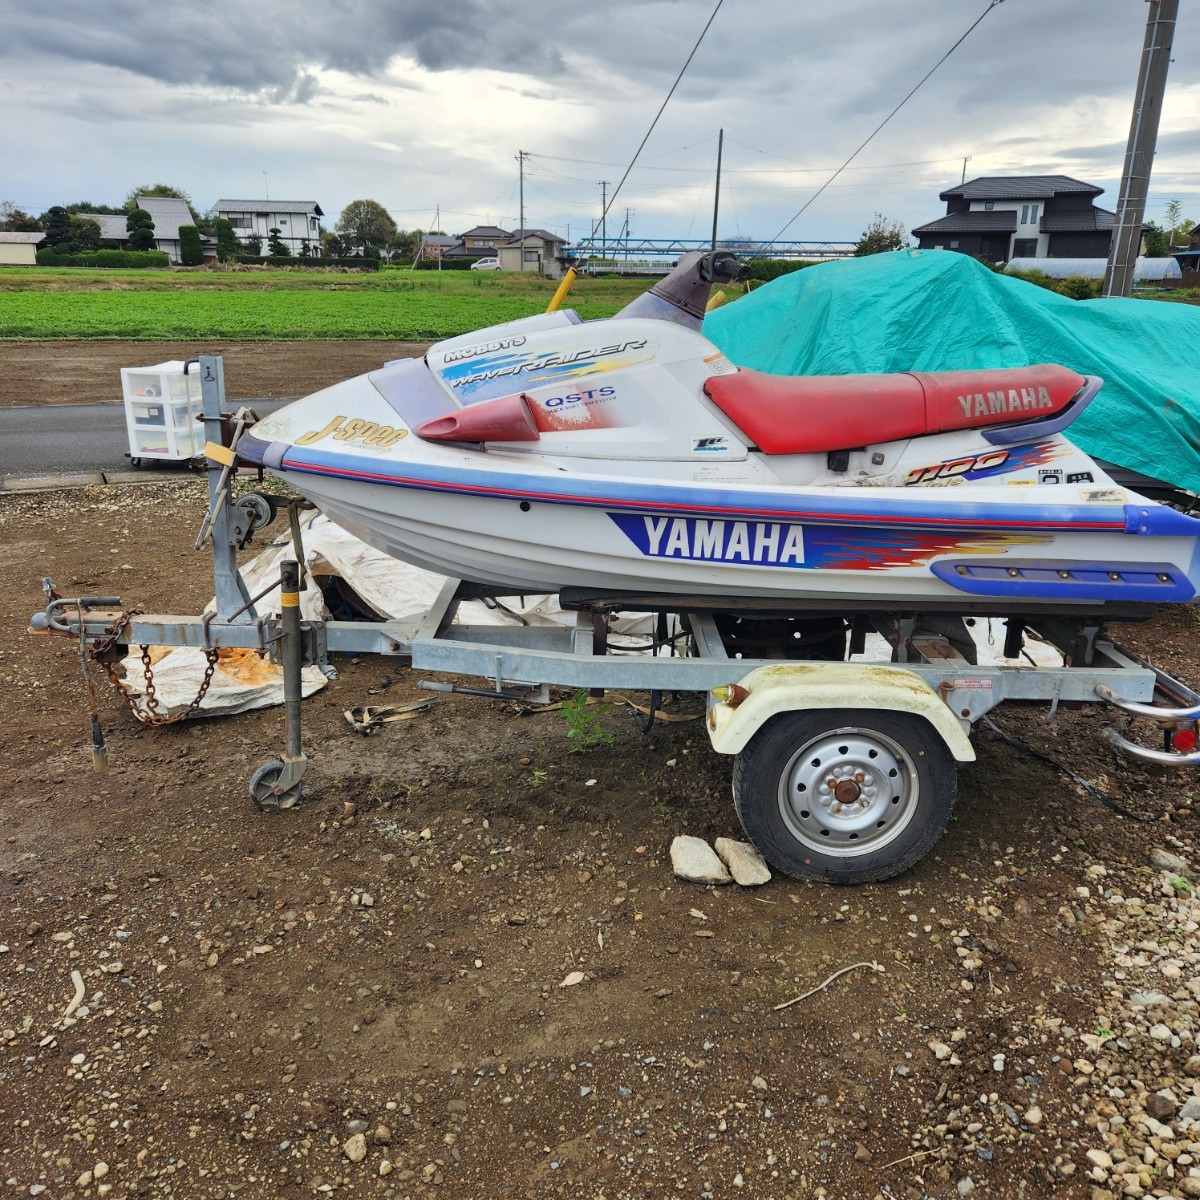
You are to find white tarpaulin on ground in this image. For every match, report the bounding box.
[118,513,653,720]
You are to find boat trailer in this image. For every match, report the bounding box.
[29,356,1200,884]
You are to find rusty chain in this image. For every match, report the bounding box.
[91,609,220,726]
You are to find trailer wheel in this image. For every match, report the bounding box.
[732,710,956,885]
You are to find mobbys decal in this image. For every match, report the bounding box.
[442,335,526,364]
[612,515,805,565]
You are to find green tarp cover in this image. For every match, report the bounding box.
[702,248,1200,493]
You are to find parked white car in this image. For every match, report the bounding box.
[470,257,500,271]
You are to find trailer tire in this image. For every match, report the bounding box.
[732,709,957,885]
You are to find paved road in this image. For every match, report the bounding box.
[0,400,290,477]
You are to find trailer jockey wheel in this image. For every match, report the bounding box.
[732,710,957,885]
[249,760,304,811]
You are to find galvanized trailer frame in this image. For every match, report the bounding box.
[30,356,1200,879]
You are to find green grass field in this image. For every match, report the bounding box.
[0,267,655,340]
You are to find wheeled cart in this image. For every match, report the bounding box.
[120,359,205,467]
[32,357,1200,885]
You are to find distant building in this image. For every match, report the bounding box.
[912,176,1126,262]
[212,200,324,255]
[0,231,45,266]
[1007,256,1181,284]
[1171,227,1200,287]
[77,213,129,247]
[451,225,504,253]
[498,228,568,278]
[134,195,196,263]
[420,234,458,262]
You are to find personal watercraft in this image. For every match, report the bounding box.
[238,252,1200,613]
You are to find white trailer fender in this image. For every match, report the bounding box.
[706,662,976,761]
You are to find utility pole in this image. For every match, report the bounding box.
[961,155,971,185]
[1104,0,1179,298]
[516,150,528,272]
[435,204,441,272]
[599,181,610,254]
[711,127,724,255]
[262,171,269,200]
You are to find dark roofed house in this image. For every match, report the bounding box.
[912,176,1120,262]
[444,225,511,259]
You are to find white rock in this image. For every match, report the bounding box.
[1153,848,1190,874]
[714,838,772,887]
[1086,1148,1113,1171]
[343,1133,367,1162]
[379,1160,393,1177]
[93,1162,109,1180]
[559,971,585,988]
[670,836,732,886]
[929,1041,953,1061]
[1024,1105,1043,1126]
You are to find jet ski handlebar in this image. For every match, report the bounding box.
[617,249,752,328]
[700,250,752,284]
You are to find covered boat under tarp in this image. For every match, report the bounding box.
[703,249,1200,495]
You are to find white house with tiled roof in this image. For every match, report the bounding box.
[213,200,323,255]
[133,195,195,263]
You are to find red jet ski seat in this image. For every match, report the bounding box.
[703,363,1086,455]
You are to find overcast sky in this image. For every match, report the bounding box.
[3,0,1199,246]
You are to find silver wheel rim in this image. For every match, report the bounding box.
[777,726,918,858]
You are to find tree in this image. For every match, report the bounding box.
[336,199,396,255]
[389,228,422,262]
[0,202,42,231]
[123,183,199,223]
[243,233,263,256]
[126,208,156,252]
[854,213,908,256]
[69,215,102,252]
[1165,199,1183,250]
[43,206,73,251]
[267,226,290,257]
[215,218,243,263]
[179,224,204,266]
[1143,221,1170,257]
[63,201,124,216]
[321,230,346,258]
[299,238,312,258]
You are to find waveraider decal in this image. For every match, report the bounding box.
[438,340,657,403]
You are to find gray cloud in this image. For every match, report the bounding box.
[5,0,1200,239]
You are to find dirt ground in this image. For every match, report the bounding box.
[0,341,431,407]
[3,344,1200,1200]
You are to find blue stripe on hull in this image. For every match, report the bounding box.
[273,445,1193,538]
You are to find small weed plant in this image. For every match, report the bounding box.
[560,690,613,753]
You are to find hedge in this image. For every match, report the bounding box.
[232,255,380,271]
[745,259,819,282]
[35,249,171,268]
[414,258,478,271]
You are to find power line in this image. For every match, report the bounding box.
[580,0,726,248]
[766,0,1007,245]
